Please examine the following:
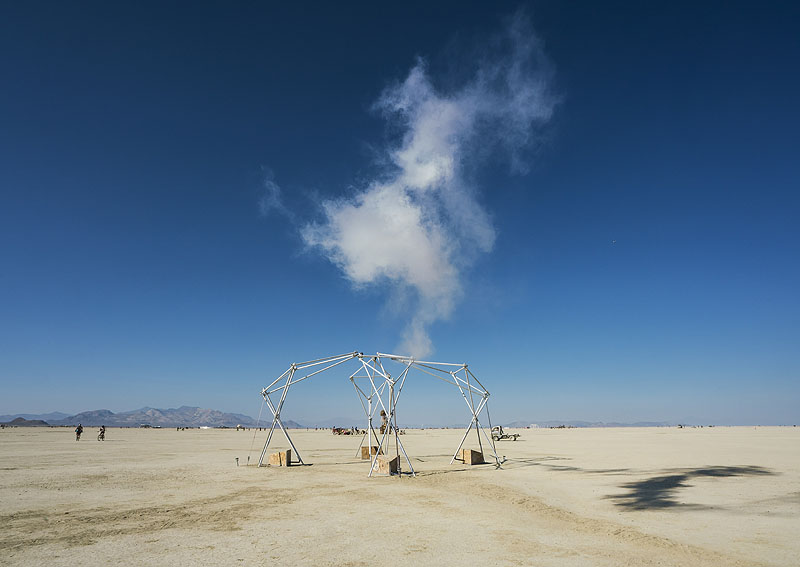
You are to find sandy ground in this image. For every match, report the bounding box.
[1,426,798,566]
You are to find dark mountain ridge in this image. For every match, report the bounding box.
[1,417,50,426]
[0,412,69,422]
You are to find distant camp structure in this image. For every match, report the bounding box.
[251,352,500,476]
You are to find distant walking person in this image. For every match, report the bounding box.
[75,424,83,441]
[98,425,106,441]
[379,410,391,435]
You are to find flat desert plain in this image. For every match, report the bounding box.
[1,426,798,566]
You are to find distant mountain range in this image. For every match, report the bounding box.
[0,412,70,422]
[1,407,259,428]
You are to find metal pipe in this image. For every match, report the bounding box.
[376,353,463,367]
[484,398,500,465]
[262,366,292,394]
[451,371,487,396]
[293,352,359,368]
[465,367,489,394]
[406,363,460,387]
[280,355,356,389]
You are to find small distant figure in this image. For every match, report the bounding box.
[98,425,106,441]
[75,424,83,441]
[379,410,392,435]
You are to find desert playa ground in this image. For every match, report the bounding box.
[1,426,798,566]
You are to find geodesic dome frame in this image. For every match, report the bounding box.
[256,351,500,475]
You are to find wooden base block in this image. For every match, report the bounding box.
[361,446,382,460]
[268,449,291,466]
[376,455,399,474]
[461,448,484,465]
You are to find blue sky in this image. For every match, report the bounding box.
[1,2,798,425]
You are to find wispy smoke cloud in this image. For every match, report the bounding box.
[302,12,556,356]
[259,169,294,221]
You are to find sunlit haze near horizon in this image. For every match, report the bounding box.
[1,2,798,426]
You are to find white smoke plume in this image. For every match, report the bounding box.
[302,13,556,356]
